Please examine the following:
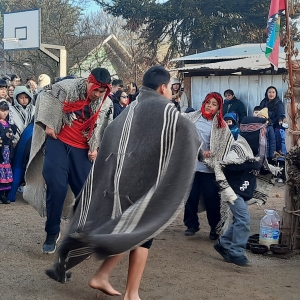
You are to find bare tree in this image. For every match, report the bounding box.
[0,0,156,86]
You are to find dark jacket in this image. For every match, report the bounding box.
[113,102,126,119]
[222,96,247,123]
[109,93,117,103]
[0,122,14,162]
[259,97,284,128]
[266,124,276,159]
[172,100,181,112]
[128,92,139,104]
[224,161,261,201]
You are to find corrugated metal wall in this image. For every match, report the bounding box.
[191,75,287,115]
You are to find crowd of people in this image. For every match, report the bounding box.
[0,67,287,300]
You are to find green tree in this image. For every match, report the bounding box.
[96,0,270,62]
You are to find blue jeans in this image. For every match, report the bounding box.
[220,195,250,257]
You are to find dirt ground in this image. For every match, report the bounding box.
[1,183,300,300]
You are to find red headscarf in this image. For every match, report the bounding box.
[62,73,112,138]
[200,92,226,128]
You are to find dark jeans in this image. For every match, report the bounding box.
[43,138,93,235]
[184,171,221,230]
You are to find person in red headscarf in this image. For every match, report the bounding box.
[23,68,113,254]
[183,92,226,240]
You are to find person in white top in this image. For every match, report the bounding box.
[171,78,189,112]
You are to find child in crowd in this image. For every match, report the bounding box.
[274,115,288,182]
[183,92,232,240]
[214,115,268,266]
[224,112,240,140]
[253,106,276,165]
[0,79,8,100]
[0,100,14,204]
[10,86,35,144]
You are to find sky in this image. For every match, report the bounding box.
[85,0,169,14]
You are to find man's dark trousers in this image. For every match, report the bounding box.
[43,137,93,235]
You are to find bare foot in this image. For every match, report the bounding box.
[89,277,122,296]
[123,294,141,300]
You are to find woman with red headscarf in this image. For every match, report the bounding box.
[183,92,233,240]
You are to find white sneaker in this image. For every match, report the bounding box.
[17,186,24,193]
[278,178,283,183]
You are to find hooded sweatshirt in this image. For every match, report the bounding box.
[224,112,240,140]
[10,86,35,143]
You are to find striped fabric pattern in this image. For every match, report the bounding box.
[47,86,200,282]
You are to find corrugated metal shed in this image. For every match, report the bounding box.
[173,42,300,62]
[190,74,287,114]
[176,54,288,71]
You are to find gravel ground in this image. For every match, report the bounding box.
[1,183,299,300]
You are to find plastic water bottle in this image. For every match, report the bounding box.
[259,209,280,248]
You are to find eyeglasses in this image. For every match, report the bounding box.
[121,95,128,98]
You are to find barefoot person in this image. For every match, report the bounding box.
[23,68,114,254]
[45,66,200,300]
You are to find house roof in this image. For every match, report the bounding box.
[175,54,289,72]
[70,34,136,77]
[172,42,300,62]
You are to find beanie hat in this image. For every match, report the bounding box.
[171,78,181,85]
[38,74,51,88]
[257,107,269,119]
[0,79,8,88]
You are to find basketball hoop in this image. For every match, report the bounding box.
[2,37,21,45]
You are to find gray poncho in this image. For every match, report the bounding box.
[46,86,200,282]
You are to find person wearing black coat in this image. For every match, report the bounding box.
[127,82,139,104]
[223,89,247,123]
[113,90,128,119]
[260,86,285,128]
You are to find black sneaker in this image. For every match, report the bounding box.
[184,227,199,236]
[42,233,61,254]
[0,197,11,204]
[0,193,10,204]
[227,254,250,266]
[214,242,229,261]
[209,229,219,240]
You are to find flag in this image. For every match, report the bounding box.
[265,0,286,69]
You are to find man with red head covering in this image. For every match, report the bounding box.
[23,68,113,254]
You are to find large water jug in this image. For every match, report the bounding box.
[259,209,280,248]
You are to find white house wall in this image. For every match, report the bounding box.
[191,75,287,115]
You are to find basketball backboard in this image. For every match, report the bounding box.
[2,9,40,50]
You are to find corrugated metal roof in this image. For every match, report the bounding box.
[172,42,300,61]
[175,54,289,71]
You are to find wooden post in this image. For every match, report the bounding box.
[281,0,300,249]
[183,76,191,107]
